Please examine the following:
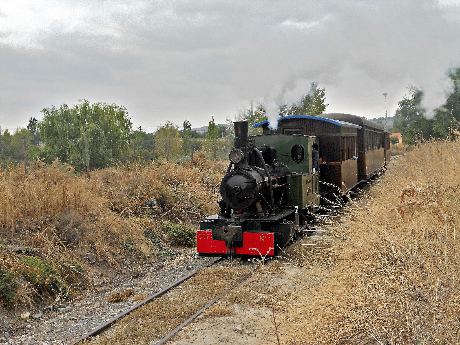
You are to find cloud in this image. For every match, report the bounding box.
[0,0,460,130]
[0,0,149,49]
[280,16,330,32]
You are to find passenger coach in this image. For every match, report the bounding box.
[324,113,390,182]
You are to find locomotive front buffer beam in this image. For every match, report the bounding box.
[197,224,275,257]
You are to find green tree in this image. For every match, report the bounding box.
[432,68,460,139]
[129,129,154,162]
[39,100,132,171]
[239,104,268,134]
[183,120,192,132]
[153,121,182,161]
[205,116,219,159]
[181,120,194,159]
[207,116,219,140]
[27,117,39,146]
[290,82,328,116]
[0,128,37,166]
[432,109,458,139]
[0,130,13,159]
[393,87,433,145]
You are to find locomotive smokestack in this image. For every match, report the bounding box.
[234,121,248,149]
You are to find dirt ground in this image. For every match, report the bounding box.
[86,263,254,345]
[169,235,334,345]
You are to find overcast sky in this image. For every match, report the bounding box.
[1,0,460,131]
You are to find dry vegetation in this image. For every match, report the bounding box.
[286,140,460,344]
[0,154,226,308]
[87,266,252,345]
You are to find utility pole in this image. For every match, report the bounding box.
[382,92,388,132]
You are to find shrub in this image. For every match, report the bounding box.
[20,256,68,299]
[0,156,225,308]
[0,267,18,307]
[162,222,196,247]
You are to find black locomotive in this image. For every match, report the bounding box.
[197,114,389,256]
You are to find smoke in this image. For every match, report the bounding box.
[243,0,460,121]
[262,79,314,128]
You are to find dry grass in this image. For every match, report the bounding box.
[107,288,134,303]
[0,154,226,308]
[87,266,251,345]
[91,153,225,223]
[390,144,407,156]
[286,140,460,344]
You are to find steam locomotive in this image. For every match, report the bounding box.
[196,114,390,257]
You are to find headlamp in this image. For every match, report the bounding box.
[229,148,244,164]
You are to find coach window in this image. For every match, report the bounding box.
[341,137,356,161]
[366,131,371,151]
[351,136,356,158]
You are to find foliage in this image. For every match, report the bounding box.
[129,129,154,162]
[207,116,219,140]
[390,136,399,145]
[432,68,460,138]
[0,128,38,166]
[153,121,182,161]
[288,82,328,116]
[393,87,433,145]
[239,104,268,135]
[183,120,192,132]
[162,222,196,247]
[394,68,460,145]
[432,109,458,138]
[239,82,327,134]
[39,100,132,171]
[0,267,18,307]
[181,120,196,159]
[205,116,220,159]
[20,256,68,298]
[27,117,40,146]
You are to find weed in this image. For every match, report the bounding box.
[0,267,18,307]
[123,239,136,253]
[162,222,196,247]
[20,256,68,299]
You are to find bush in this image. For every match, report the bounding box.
[163,222,196,247]
[0,156,225,308]
[0,267,18,307]
[20,256,68,299]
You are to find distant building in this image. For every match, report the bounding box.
[390,132,403,147]
[192,126,208,135]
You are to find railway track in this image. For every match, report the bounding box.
[74,256,257,345]
[73,180,376,345]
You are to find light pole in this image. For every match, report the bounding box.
[382,92,388,132]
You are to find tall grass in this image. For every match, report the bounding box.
[0,154,226,307]
[292,140,460,344]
